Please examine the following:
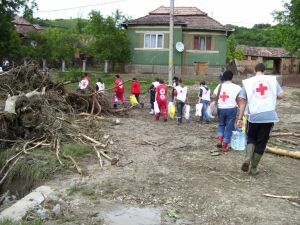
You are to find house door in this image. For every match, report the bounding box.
[273,59,281,74]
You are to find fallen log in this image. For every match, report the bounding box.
[263,194,299,200]
[266,146,300,159]
[271,132,300,137]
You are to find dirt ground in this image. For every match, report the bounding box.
[41,86,300,225]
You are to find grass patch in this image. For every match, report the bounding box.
[62,143,93,157]
[291,91,300,100]
[0,148,59,198]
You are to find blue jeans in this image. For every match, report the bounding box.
[217,107,237,144]
[176,101,185,122]
[200,100,210,122]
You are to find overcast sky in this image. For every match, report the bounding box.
[33,0,287,28]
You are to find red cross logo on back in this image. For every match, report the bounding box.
[220,92,229,102]
[256,83,268,96]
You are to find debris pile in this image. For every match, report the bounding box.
[0,64,119,194]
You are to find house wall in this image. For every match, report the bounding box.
[126,26,227,75]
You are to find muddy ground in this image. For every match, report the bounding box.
[38,87,300,224]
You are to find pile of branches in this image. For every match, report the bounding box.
[0,64,122,187]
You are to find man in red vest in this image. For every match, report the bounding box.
[155,79,169,122]
[114,74,125,108]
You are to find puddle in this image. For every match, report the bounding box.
[102,207,161,225]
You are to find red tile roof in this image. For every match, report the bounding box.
[126,6,228,32]
[240,46,294,58]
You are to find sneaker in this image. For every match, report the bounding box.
[222,143,229,152]
[217,136,223,148]
[149,109,154,114]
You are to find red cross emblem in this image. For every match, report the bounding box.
[220,92,229,102]
[256,83,268,96]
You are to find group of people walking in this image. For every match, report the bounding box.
[78,62,284,176]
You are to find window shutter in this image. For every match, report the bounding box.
[206,36,212,50]
[193,36,199,50]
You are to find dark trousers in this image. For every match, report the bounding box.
[150,93,155,109]
[134,94,140,103]
[176,101,185,122]
[247,122,274,155]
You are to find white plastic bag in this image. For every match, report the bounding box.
[207,104,215,119]
[195,103,203,116]
[184,104,190,120]
[168,102,173,112]
[154,101,160,114]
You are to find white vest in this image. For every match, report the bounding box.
[96,82,105,93]
[175,86,187,102]
[79,79,89,90]
[153,81,159,88]
[200,86,210,101]
[243,75,277,114]
[216,83,241,109]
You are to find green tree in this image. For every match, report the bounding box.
[0,0,37,60]
[273,0,300,57]
[86,10,131,69]
[226,36,244,63]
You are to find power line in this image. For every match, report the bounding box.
[34,0,126,14]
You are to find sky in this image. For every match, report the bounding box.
[33,0,287,28]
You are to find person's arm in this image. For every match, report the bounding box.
[236,87,247,128]
[276,82,284,100]
[198,89,203,103]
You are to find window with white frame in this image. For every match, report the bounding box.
[144,33,163,49]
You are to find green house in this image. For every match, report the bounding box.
[122,6,232,75]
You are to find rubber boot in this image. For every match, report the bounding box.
[241,144,254,172]
[222,142,229,152]
[217,136,223,148]
[250,153,262,176]
[113,104,117,109]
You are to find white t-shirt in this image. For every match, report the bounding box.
[214,82,241,109]
[175,86,188,102]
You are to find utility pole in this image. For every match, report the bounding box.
[168,0,174,85]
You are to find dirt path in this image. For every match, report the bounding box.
[44,87,300,225]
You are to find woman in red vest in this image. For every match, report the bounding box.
[155,79,169,122]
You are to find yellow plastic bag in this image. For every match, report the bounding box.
[169,104,176,119]
[130,95,138,106]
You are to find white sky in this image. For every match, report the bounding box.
[33,0,287,28]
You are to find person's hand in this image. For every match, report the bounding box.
[236,119,243,128]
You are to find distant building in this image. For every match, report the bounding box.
[122,6,232,75]
[236,46,299,75]
[13,16,44,37]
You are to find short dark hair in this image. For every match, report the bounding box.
[200,81,206,85]
[223,70,233,81]
[255,63,265,72]
[98,78,103,83]
[132,77,137,81]
[115,74,120,78]
[155,77,159,81]
[172,76,178,81]
[178,78,183,84]
[159,79,164,84]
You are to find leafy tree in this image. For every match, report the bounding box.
[226,36,244,63]
[86,10,131,69]
[273,0,300,57]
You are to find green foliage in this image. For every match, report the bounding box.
[62,143,93,157]
[272,0,300,57]
[226,36,244,63]
[86,10,131,63]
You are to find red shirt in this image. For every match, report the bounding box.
[114,78,124,93]
[156,84,168,103]
[131,81,140,94]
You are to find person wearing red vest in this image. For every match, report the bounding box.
[131,77,140,101]
[114,74,125,109]
[155,79,168,122]
[237,63,284,175]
